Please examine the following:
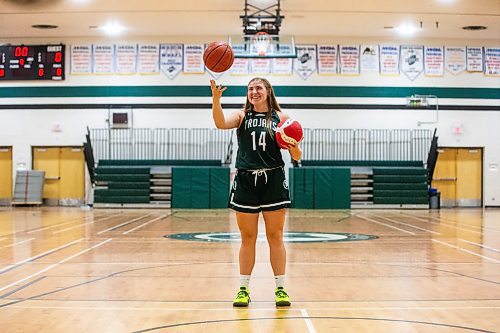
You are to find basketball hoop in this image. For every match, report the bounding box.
[252,32,271,56]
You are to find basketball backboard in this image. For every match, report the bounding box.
[229,34,296,58]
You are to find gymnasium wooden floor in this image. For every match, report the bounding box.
[0,207,499,332]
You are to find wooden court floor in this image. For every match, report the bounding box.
[0,207,499,333]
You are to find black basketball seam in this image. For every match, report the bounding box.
[204,44,224,62]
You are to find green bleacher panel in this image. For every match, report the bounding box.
[373,197,429,204]
[191,168,210,209]
[95,167,150,174]
[99,159,221,166]
[373,175,428,183]
[373,190,428,198]
[372,167,427,175]
[94,189,150,196]
[301,160,423,167]
[108,182,151,189]
[373,183,428,190]
[94,195,150,204]
[95,174,151,182]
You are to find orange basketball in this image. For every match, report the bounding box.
[203,41,234,73]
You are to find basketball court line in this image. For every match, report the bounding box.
[0,238,112,293]
[366,213,441,235]
[356,215,417,235]
[411,213,500,233]
[397,212,483,234]
[0,237,35,249]
[432,239,500,263]
[26,215,98,234]
[97,213,155,235]
[52,213,124,235]
[459,239,500,253]
[0,238,83,274]
[123,214,169,235]
[300,309,318,333]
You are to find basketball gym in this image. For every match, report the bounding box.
[0,0,499,332]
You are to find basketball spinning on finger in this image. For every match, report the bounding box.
[276,118,304,149]
[203,41,234,73]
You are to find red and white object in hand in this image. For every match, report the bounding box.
[276,118,304,149]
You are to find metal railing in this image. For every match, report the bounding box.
[90,128,234,163]
[301,128,433,163]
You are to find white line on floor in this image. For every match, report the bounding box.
[432,239,500,263]
[356,215,416,235]
[123,215,168,235]
[458,239,500,253]
[301,308,317,333]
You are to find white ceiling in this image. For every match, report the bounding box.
[0,0,499,41]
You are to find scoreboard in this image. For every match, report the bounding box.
[0,44,65,81]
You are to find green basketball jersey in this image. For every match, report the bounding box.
[235,110,284,170]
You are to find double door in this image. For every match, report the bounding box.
[431,147,482,207]
[0,147,13,205]
[33,147,85,206]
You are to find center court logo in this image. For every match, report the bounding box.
[165,232,377,243]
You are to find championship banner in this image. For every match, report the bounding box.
[115,44,137,74]
[294,44,317,80]
[138,44,159,74]
[230,58,250,75]
[317,45,338,75]
[360,45,379,72]
[424,46,444,77]
[251,58,272,74]
[401,45,423,81]
[272,58,293,75]
[484,47,500,76]
[445,46,466,75]
[92,44,114,74]
[466,47,483,72]
[160,44,182,79]
[339,45,360,75]
[379,45,400,75]
[70,45,92,74]
[183,44,205,74]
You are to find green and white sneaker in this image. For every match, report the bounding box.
[275,287,291,306]
[233,286,251,307]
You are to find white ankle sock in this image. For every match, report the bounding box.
[240,275,251,288]
[275,275,285,288]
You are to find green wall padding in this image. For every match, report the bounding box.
[172,167,229,208]
[301,160,423,167]
[291,168,314,208]
[210,167,230,208]
[373,167,427,175]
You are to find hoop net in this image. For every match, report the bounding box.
[252,32,271,56]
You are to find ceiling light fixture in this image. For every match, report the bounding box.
[99,21,127,35]
[31,24,58,29]
[462,25,487,31]
[396,23,419,36]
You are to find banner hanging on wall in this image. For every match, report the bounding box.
[424,46,444,77]
[339,45,360,75]
[70,45,92,75]
[160,44,182,79]
[445,46,466,75]
[360,45,379,72]
[183,44,205,74]
[271,58,293,75]
[401,45,424,81]
[115,44,137,74]
[294,45,317,80]
[92,45,114,74]
[138,44,160,74]
[484,47,500,76]
[466,47,484,72]
[317,45,338,75]
[379,45,400,75]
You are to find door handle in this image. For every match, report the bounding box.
[434,177,457,181]
[45,177,61,180]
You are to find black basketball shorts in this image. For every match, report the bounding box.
[228,167,291,213]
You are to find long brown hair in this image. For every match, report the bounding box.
[243,77,281,135]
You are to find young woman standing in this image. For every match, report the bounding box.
[210,77,302,307]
